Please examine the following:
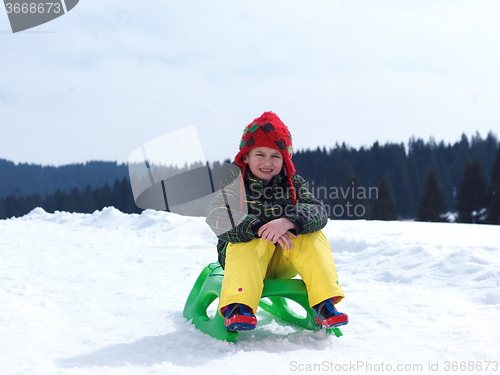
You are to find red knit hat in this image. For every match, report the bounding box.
[234,111,296,208]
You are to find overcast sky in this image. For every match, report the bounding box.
[1,1,499,166]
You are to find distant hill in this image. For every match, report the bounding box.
[0,159,129,198]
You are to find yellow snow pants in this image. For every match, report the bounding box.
[218,230,345,317]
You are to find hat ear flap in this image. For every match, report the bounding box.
[282,156,297,206]
[239,164,247,212]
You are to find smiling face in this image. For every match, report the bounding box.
[242,147,284,180]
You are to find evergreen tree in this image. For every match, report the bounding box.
[416,166,447,222]
[119,177,141,213]
[82,185,97,213]
[26,194,43,213]
[487,147,500,224]
[112,179,124,211]
[341,175,369,219]
[95,182,113,210]
[455,159,489,223]
[3,194,21,217]
[371,177,397,220]
[65,187,81,213]
[0,199,7,219]
[112,177,135,212]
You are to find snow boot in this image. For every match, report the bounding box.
[313,298,348,328]
[223,303,257,331]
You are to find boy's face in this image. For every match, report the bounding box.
[242,147,283,180]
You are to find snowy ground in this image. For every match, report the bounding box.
[1,208,499,375]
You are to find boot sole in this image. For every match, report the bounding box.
[225,315,257,331]
[315,314,349,328]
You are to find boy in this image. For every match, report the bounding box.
[206,111,348,331]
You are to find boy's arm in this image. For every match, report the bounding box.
[283,174,328,235]
[206,185,265,243]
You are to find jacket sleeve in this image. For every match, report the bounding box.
[206,180,265,243]
[283,174,328,235]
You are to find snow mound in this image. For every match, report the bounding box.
[1,211,500,374]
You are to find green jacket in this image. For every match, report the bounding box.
[206,166,328,268]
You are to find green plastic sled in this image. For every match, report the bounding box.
[183,263,342,342]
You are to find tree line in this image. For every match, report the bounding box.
[290,132,499,223]
[0,159,129,198]
[0,177,140,219]
[289,145,500,224]
[1,132,499,224]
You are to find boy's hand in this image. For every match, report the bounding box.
[276,232,297,250]
[258,218,297,249]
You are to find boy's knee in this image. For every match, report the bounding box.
[293,230,328,246]
[226,238,277,266]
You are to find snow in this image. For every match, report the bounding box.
[1,207,499,375]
